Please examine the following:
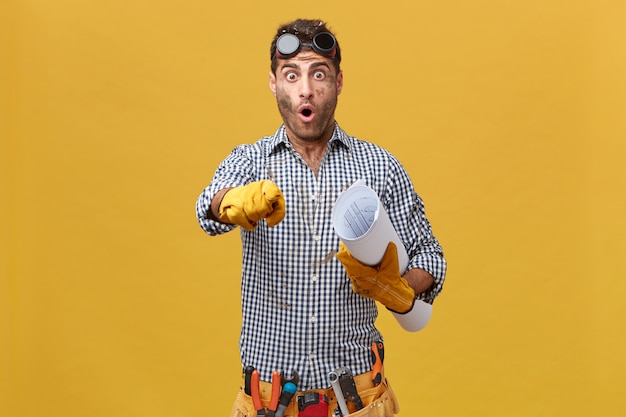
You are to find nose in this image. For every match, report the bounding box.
[299,77,313,99]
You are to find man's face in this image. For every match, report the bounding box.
[269,50,343,144]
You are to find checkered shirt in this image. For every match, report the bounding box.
[196,124,446,389]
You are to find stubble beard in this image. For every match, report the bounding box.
[277,94,337,143]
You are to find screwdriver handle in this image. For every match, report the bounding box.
[243,366,255,395]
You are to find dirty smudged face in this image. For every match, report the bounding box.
[270,50,343,145]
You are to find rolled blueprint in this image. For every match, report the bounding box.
[332,180,432,332]
[332,180,409,271]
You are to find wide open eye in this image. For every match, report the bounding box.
[286,72,298,81]
[313,70,326,80]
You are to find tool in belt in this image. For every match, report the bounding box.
[244,340,384,417]
[245,367,299,417]
[329,340,385,416]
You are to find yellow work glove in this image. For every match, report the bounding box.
[336,242,416,313]
[218,180,286,231]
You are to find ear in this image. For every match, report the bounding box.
[269,71,277,96]
[336,70,344,95]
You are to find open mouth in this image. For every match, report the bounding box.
[299,105,315,122]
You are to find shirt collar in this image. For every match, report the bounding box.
[266,123,353,156]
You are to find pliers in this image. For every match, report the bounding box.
[251,369,281,417]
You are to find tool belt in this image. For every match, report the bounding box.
[231,370,400,417]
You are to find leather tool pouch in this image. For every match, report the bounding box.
[230,388,257,417]
[342,379,399,417]
[230,378,400,417]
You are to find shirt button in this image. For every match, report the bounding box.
[311,274,318,282]
[309,315,317,323]
[312,235,321,241]
[311,194,317,200]
[309,352,317,360]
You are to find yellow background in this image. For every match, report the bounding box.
[2,0,625,416]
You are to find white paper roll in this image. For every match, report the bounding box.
[391,300,432,332]
[332,180,432,332]
[331,181,409,272]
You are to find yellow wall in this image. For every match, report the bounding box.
[3,1,625,416]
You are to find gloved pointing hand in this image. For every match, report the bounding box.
[219,180,286,231]
[336,242,416,314]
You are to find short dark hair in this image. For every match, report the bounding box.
[270,19,342,74]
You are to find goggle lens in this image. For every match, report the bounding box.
[276,34,301,57]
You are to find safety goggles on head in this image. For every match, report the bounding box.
[275,32,338,59]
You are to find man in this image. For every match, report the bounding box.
[196,19,446,417]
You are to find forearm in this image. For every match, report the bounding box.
[196,186,238,235]
[403,268,435,296]
[207,188,232,221]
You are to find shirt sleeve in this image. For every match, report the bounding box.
[195,145,255,236]
[405,191,447,304]
[385,158,447,304]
